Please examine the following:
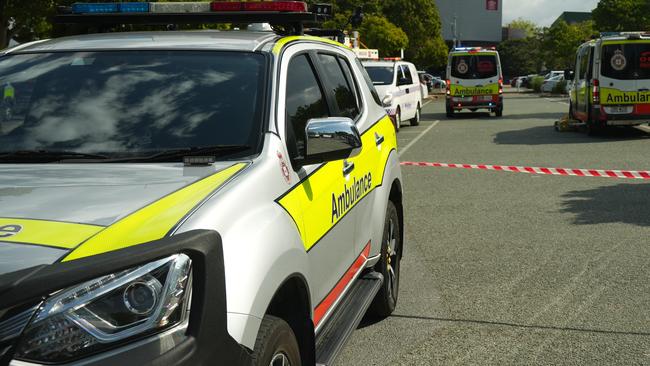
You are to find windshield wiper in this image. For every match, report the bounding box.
[0,150,109,163]
[105,145,253,164]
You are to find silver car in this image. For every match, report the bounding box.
[0,5,404,366]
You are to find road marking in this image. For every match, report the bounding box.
[398,120,439,157]
[544,97,569,106]
[401,161,650,180]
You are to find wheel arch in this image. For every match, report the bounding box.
[388,178,404,257]
[265,273,315,366]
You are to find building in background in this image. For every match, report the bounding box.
[434,0,503,47]
[552,12,592,27]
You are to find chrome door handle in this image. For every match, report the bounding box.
[343,160,355,176]
[375,132,385,146]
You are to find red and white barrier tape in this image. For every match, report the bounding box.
[400,161,650,180]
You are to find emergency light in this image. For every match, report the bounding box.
[70,1,310,14]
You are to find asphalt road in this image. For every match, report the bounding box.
[338,93,650,365]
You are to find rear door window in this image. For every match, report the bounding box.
[601,43,650,80]
[285,54,329,159]
[316,53,359,120]
[451,55,498,79]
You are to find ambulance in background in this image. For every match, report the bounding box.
[445,47,504,118]
[566,32,650,134]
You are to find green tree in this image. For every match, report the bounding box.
[542,20,596,70]
[382,0,448,68]
[507,18,539,38]
[593,0,650,32]
[358,15,408,57]
[497,37,542,78]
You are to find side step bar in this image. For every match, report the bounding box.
[315,271,383,366]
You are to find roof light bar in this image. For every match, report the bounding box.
[71,3,119,14]
[149,2,211,13]
[72,2,150,14]
[210,1,308,13]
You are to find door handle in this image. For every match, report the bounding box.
[375,132,385,146]
[343,160,355,176]
[405,88,410,94]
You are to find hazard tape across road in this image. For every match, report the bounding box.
[400,161,650,180]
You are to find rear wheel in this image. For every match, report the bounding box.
[252,315,301,366]
[368,200,402,318]
[446,104,454,118]
[410,104,421,126]
[495,105,503,117]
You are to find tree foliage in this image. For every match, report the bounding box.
[497,37,542,78]
[382,0,447,68]
[358,15,408,57]
[593,0,650,32]
[507,18,538,38]
[542,20,596,70]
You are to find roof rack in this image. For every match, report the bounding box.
[53,2,332,36]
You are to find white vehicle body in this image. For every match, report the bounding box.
[541,74,565,93]
[362,60,423,130]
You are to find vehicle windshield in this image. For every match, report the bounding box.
[450,54,498,79]
[0,51,266,162]
[364,66,395,85]
[601,42,650,80]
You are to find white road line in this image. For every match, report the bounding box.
[399,120,439,157]
[544,97,569,106]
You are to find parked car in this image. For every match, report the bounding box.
[543,70,564,80]
[431,76,447,89]
[541,74,565,93]
[418,71,434,91]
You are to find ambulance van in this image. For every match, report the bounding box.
[567,33,650,134]
[445,47,504,118]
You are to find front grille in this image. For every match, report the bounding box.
[0,303,40,361]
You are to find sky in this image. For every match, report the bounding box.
[502,0,600,27]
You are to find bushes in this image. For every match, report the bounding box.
[553,80,568,95]
[530,76,545,92]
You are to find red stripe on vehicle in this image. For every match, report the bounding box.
[313,242,371,327]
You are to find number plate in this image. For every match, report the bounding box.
[479,95,494,101]
[605,105,633,114]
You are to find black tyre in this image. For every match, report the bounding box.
[394,108,401,132]
[368,200,402,318]
[495,105,503,117]
[252,315,301,366]
[446,104,454,118]
[410,104,421,126]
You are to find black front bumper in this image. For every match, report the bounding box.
[0,230,252,366]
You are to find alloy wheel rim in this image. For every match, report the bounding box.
[385,216,399,301]
[270,352,290,366]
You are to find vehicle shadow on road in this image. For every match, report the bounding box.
[560,183,650,227]
[493,126,650,145]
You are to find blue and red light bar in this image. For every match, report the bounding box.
[71,1,309,14]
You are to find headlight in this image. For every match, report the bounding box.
[15,254,192,363]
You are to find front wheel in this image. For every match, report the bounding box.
[252,315,302,366]
[410,104,421,126]
[368,200,402,318]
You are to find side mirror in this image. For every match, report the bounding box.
[564,69,574,80]
[382,94,393,108]
[298,117,362,166]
